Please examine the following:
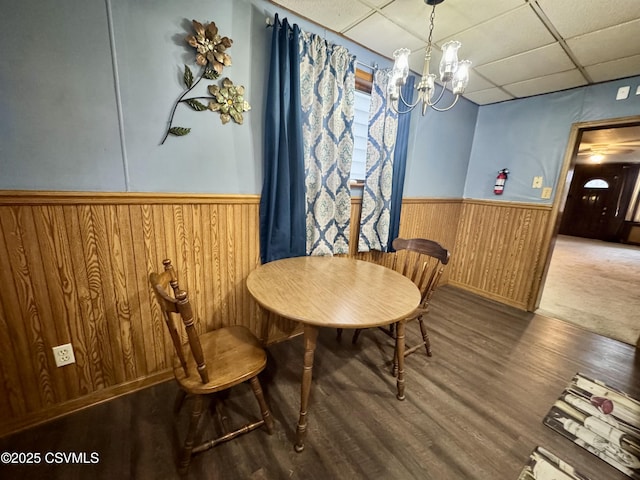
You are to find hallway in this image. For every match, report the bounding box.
[537,235,640,346]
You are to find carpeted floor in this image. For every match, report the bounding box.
[537,235,640,346]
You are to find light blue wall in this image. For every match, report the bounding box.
[0,0,124,191]
[2,0,637,199]
[110,0,267,193]
[465,76,640,203]
[405,92,478,197]
[0,0,473,196]
[465,89,584,202]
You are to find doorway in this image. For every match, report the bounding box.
[559,162,640,241]
[535,116,640,347]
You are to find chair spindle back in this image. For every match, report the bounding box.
[392,238,450,310]
[149,259,209,384]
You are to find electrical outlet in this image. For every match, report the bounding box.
[532,176,543,188]
[541,187,552,199]
[52,343,76,367]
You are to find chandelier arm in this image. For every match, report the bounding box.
[428,94,461,112]
[425,83,448,106]
[398,87,421,110]
[387,95,417,115]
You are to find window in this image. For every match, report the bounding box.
[583,178,609,189]
[351,90,371,183]
[350,67,374,185]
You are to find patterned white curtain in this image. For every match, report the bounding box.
[358,69,399,252]
[299,32,356,256]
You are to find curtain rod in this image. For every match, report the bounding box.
[265,16,379,71]
[356,60,377,71]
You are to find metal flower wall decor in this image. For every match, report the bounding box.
[161,19,251,144]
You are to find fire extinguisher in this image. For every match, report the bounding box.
[494,168,509,195]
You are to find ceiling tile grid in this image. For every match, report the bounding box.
[503,69,588,98]
[475,43,575,86]
[567,19,640,68]
[586,54,640,84]
[536,0,640,38]
[268,0,640,105]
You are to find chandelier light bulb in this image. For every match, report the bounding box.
[439,41,460,82]
[452,60,471,94]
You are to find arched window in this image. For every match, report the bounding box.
[584,178,609,189]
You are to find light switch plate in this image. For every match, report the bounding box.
[541,187,552,199]
[616,86,630,100]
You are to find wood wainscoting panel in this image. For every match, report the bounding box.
[0,194,301,437]
[348,198,462,285]
[0,193,462,436]
[449,200,552,310]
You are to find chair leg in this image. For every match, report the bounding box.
[179,394,204,474]
[249,376,274,434]
[417,317,432,357]
[174,389,187,414]
[351,328,362,344]
[336,328,343,340]
[212,395,230,434]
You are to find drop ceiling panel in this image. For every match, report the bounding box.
[345,12,425,59]
[464,70,496,93]
[381,0,525,44]
[475,43,576,86]
[441,6,555,67]
[464,88,514,105]
[585,54,640,84]
[503,69,587,98]
[567,19,640,67]
[537,0,640,39]
[269,0,372,33]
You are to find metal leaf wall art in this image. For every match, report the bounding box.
[161,19,251,144]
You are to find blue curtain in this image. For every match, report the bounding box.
[387,76,415,251]
[259,15,306,264]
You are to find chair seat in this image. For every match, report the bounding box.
[174,325,267,395]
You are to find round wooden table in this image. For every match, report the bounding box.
[247,256,421,452]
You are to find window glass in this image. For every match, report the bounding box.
[583,178,609,189]
[351,90,371,182]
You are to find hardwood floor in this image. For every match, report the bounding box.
[1,286,638,480]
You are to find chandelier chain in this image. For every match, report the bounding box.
[426,3,436,56]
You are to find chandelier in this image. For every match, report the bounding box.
[387,0,471,115]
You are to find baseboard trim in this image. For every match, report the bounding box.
[448,280,528,311]
[0,369,173,438]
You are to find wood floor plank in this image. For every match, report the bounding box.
[0,286,637,480]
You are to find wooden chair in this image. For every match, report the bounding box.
[149,259,274,474]
[351,238,450,375]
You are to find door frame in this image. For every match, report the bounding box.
[530,114,640,312]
